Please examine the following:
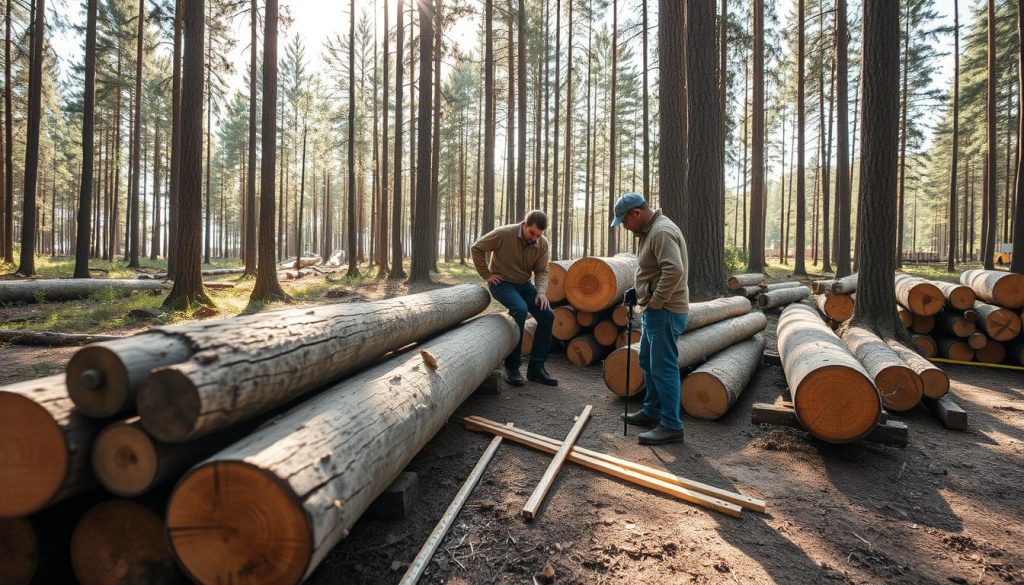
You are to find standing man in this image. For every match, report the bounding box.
[611,193,689,445]
[471,210,558,387]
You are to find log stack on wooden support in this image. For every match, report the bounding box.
[0,279,168,304]
[166,314,519,585]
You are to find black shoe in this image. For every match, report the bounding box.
[505,366,525,387]
[638,425,685,445]
[526,365,559,386]
[621,409,659,427]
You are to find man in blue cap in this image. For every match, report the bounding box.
[611,193,689,445]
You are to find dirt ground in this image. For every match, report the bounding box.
[3,276,1023,585]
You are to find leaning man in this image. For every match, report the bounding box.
[471,210,558,387]
[611,193,689,445]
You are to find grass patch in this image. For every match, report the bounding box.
[900,262,983,283]
[0,255,243,280]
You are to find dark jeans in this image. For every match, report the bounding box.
[639,308,688,431]
[490,281,554,370]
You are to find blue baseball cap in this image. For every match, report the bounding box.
[610,192,646,227]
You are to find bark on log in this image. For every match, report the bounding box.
[972,301,1023,341]
[886,341,949,399]
[760,281,803,292]
[911,314,936,334]
[137,285,492,443]
[682,334,766,420]
[935,311,977,338]
[278,255,321,268]
[928,280,977,311]
[897,307,914,328]
[150,267,247,279]
[603,346,643,397]
[677,313,768,368]
[546,259,575,303]
[686,297,753,331]
[0,279,167,304]
[593,319,620,346]
[0,330,123,347]
[166,314,519,585]
[841,326,923,412]
[566,334,612,366]
[727,273,764,289]
[960,269,1024,309]
[934,335,975,361]
[564,255,638,312]
[0,376,102,518]
[522,319,537,355]
[91,416,263,497]
[776,304,881,443]
[812,279,837,294]
[974,340,1006,364]
[831,273,859,294]
[894,274,945,316]
[739,285,762,298]
[0,518,36,585]
[70,500,176,585]
[816,293,855,322]
[756,285,811,309]
[912,334,937,358]
[552,305,582,340]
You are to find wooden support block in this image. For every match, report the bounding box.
[923,395,968,431]
[751,403,905,447]
[365,472,420,520]
[474,369,505,396]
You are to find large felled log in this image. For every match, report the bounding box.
[777,304,881,443]
[739,285,762,299]
[894,273,945,316]
[928,280,977,311]
[566,334,611,366]
[760,281,803,293]
[564,255,637,312]
[278,255,321,268]
[934,334,975,361]
[897,306,914,328]
[0,518,36,585]
[912,334,937,358]
[0,330,123,347]
[0,279,167,304]
[816,293,855,322]
[166,314,519,585]
[552,305,582,340]
[831,273,859,294]
[756,285,811,309]
[974,340,1006,364]
[935,311,977,338]
[682,334,766,420]
[603,346,644,397]
[911,314,936,334]
[727,273,764,290]
[546,259,576,303]
[71,500,176,585]
[972,301,1022,341]
[841,326,923,412]
[0,376,102,518]
[812,279,837,294]
[677,312,768,368]
[136,284,491,443]
[576,310,602,327]
[686,296,752,331]
[886,341,949,399]
[960,269,1024,309]
[593,319,620,346]
[91,416,262,497]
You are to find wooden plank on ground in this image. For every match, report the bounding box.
[922,395,968,431]
[522,406,592,519]
[751,403,906,447]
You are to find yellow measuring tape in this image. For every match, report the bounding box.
[927,357,1024,372]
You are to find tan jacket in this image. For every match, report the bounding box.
[471,223,550,294]
[636,210,689,313]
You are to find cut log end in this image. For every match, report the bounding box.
[71,500,176,585]
[566,335,608,367]
[0,518,37,585]
[920,369,951,399]
[564,256,636,312]
[612,305,629,326]
[65,345,132,418]
[974,340,1006,364]
[603,347,643,397]
[977,306,1022,341]
[967,332,988,350]
[912,335,937,358]
[546,262,570,303]
[137,369,203,443]
[552,306,581,341]
[680,372,730,420]
[168,461,312,585]
[593,320,619,347]
[0,392,67,518]
[92,421,159,497]
[874,365,924,412]
[793,366,881,444]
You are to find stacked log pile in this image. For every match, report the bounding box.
[0,285,508,585]
[727,272,809,308]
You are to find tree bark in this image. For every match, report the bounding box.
[960,269,1024,309]
[948,0,960,272]
[16,0,45,277]
[983,0,997,270]
[831,273,858,294]
[167,0,183,277]
[659,0,685,226]
[682,333,766,420]
[127,0,144,269]
[756,286,811,310]
[0,330,122,346]
[835,0,851,276]
[748,0,766,272]
[2,0,12,264]
[73,0,98,278]
[390,0,406,279]
[793,0,807,277]
[676,312,767,368]
[0,279,166,305]
[166,314,518,585]
[243,0,258,275]
[517,0,527,220]
[409,0,434,282]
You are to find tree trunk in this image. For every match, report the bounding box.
[896,4,909,268]
[127,0,144,269]
[684,0,726,299]
[834,0,851,277]
[167,0,183,276]
[983,0,997,270]
[2,0,12,264]
[659,0,685,227]
[748,0,765,272]
[151,110,162,260]
[1012,0,1024,274]
[792,0,807,277]
[817,293,855,322]
[831,273,858,294]
[243,0,258,275]
[0,279,166,305]
[603,346,642,397]
[840,325,923,412]
[960,269,1024,309]
[296,126,307,271]
[390,0,407,279]
[608,0,618,255]
[517,0,527,220]
[166,314,518,585]
[561,1,573,258]
[686,296,754,331]
[16,0,45,277]
[756,286,811,310]
[346,0,360,277]
[564,254,637,312]
[70,500,175,585]
[0,376,103,518]
[972,301,1023,341]
[74,0,98,278]
[483,0,496,235]
[929,280,976,311]
[409,0,434,282]
[682,333,765,420]
[777,304,881,443]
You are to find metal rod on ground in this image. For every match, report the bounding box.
[927,358,1024,372]
[624,298,635,436]
[398,423,512,585]
[523,405,593,519]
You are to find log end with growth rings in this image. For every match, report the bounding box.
[603,346,643,397]
[168,461,313,585]
[793,365,882,442]
[0,392,68,518]
[66,346,130,418]
[680,372,730,420]
[71,500,175,585]
[137,368,203,443]
[91,420,159,497]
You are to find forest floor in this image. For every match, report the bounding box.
[2,257,1020,585]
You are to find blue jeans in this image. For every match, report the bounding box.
[489,281,555,370]
[639,308,688,431]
